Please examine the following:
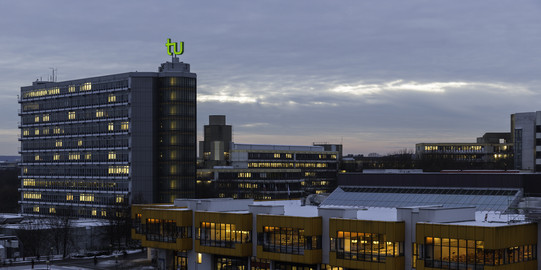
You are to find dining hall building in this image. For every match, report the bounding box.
[132,186,539,270]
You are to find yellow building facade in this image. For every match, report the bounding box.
[132,197,538,270]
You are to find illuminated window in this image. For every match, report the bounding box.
[23,192,41,199]
[197,253,202,264]
[96,110,105,118]
[23,129,29,136]
[274,153,281,158]
[68,111,76,120]
[80,194,94,202]
[33,206,39,213]
[121,121,129,130]
[53,127,61,134]
[333,231,401,262]
[170,121,177,129]
[170,150,177,159]
[108,122,114,131]
[78,140,83,147]
[116,195,124,203]
[92,209,97,216]
[170,90,177,100]
[85,153,91,160]
[23,167,28,174]
[80,82,92,91]
[34,155,40,161]
[170,165,178,174]
[170,136,177,144]
[108,94,116,102]
[42,128,49,135]
[66,194,73,201]
[101,210,107,217]
[34,129,39,135]
[238,172,252,178]
[108,152,116,160]
[286,153,293,159]
[34,115,40,122]
[170,180,177,189]
[49,207,56,214]
[108,166,130,175]
[53,153,60,161]
[68,153,80,160]
[170,106,177,115]
[43,114,50,122]
[170,77,178,86]
[23,179,35,186]
[68,85,75,92]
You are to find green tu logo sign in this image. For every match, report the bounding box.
[166,38,184,56]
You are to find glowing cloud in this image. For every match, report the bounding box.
[330,80,470,96]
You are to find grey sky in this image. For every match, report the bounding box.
[1,0,540,155]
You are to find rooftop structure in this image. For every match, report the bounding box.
[323,186,522,212]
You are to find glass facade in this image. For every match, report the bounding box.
[197,222,251,248]
[19,78,130,217]
[157,76,196,202]
[274,262,317,270]
[259,226,321,255]
[143,218,192,243]
[215,256,248,270]
[421,237,537,268]
[331,231,403,263]
[250,258,271,270]
[175,251,188,270]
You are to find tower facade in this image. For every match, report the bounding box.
[199,115,232,168]
[18,58,196,218]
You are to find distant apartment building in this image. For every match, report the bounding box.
[415,132,513,170]
[511,111,541,172]
[18,58,197,218]
[197,116,339,200]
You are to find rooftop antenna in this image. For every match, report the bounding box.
[49,68,57,82]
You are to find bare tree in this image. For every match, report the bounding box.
[45,216,73,258]
[16,219,46,258]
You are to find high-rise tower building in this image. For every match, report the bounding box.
[18,58,196,218]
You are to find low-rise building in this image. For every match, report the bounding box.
[132,186,538,270]
[415,133,513,171]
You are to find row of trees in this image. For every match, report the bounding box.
[16,216,75,259]
[15,212,133,259]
